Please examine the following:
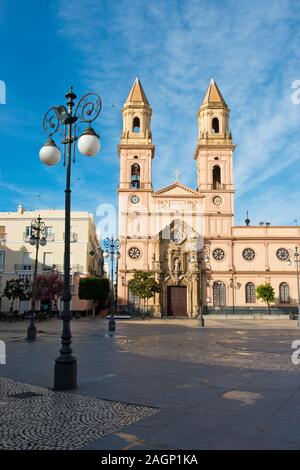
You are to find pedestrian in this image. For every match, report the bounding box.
[108,313,116,332]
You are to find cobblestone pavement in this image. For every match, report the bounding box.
[0,377,158,450]
[1,318,300,449]
[118,326,300,372]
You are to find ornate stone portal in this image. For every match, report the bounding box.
[151,220,202,318]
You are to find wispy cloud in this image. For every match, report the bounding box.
[53,0,300,225]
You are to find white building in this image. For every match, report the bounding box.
[0,205,103,313]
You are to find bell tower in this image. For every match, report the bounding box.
[118,78,155,306]
[194,79,236,237]
[118,77,154,192]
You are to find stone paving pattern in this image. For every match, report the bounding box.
[0,377,158,450]
[1,317,300,449]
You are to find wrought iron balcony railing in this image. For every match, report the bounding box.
[63,232,78,242]
[42,265,54,272]
[15,264,33,272]
[46,233,55,241]
[23,232,55,242]
[52,264,83,273]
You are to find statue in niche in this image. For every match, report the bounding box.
[189,253,196,263]
[174,257,180,273]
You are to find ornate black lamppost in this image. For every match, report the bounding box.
[39,87,101,390]
[287,246,300,328]
[198,250,210,328]
[103,237,120,311]
[27,216,47,341]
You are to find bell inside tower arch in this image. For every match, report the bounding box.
[131,163,140,188]
[212,165,221,189]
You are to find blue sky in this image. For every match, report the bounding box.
[0,0,300,226]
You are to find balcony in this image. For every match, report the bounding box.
[52,264,83,273]
[210,183,228,190]
[63,232,78,242]
[118,182,153,190]
[46,233,55,242]
[15,264,33,272]
[23,232,55,242]
[42,265,54,272]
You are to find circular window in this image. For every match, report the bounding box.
[130,194,140,204]
[213,196,222,206]
[128,247,141,259]
[213,248,225,261]
[276,248,289,261]
[242,248,255,261]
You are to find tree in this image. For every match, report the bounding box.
[3,278,30,312]
[79,277,110,317]
[128,271,160,319]
[36,273,64,311]
[256,283,275,315]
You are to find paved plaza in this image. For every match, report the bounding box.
[1,317,300,449]
[0,377,158,450]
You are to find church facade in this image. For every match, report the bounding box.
[117,78,300,317]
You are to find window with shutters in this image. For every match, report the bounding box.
[0,252,4,272]
[43,252,53,271]
[245,282,256,303]
[213,281,226,306]
[279,282,290,303]
[0,226,6,240]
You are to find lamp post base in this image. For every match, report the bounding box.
[27,325,37,341]
[54,357,77,391]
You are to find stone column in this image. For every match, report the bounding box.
[191,274,200,318]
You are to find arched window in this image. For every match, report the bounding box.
[213,281,226,306]
[132,117,140,133]
[279,282,290,303]
[245,282,256,303]
[131,163,140,189]
[212,117,219,133]
[212,165,221,189]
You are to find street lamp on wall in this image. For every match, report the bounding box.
[39,87,101,391]
[26,215,47,341]
[198,250,210,327]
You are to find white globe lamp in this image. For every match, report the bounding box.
[77,127,100,157]
[39,138,61,166]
